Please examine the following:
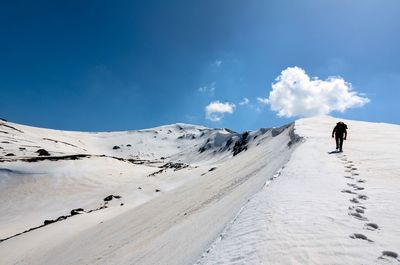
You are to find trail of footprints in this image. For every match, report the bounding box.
[338,154,399,262]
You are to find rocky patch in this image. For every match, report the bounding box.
[36,149,50,156]
[232,131,249,156]
[103,195,122,202]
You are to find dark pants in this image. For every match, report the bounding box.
[335,135,344,151]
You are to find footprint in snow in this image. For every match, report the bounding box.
[358,194,368,200]
[350,198,360,204]
[344,175,354,179]
[342,189,357,194]
[379,251,399,261]
[349,212,368,221]
[348,183,365,191]
[350,233,373,242]
[349,206,365,214]
[364,223,379,230]
[357,179,366,183]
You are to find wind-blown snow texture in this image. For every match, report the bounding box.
[0,116,399,265]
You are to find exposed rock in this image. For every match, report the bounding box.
[148,168,165,177]
[21,154,90,162]
[56,216,67,221]
[271,124,290,137]
[112,145,120,150]
[5,153,15,156]
[70,208,84,215]
[287,124,302,147]
[178,133,196,140]
[225,138,233,148]
[103,195,122,202]
[232,131,249,156]
[224,128,237,134]
[198,138,211,153]
[161,162,189,171]
[43,220,55,225]
[0,124,23,133]
[36,149,50,156]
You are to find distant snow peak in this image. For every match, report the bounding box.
[267,66,370,118]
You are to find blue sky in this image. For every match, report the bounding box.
[1,0,399,132]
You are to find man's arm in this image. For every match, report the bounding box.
[332,127,336,138]
[344,129,347,140]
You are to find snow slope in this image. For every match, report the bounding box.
[0,118,297,264]
[1,116,399,265]
[196,116,400,264]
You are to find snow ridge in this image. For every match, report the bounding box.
[0,119,297,265]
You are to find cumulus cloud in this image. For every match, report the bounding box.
[239,97,250,106]
[267,66,370,117]
[205,101,236,122]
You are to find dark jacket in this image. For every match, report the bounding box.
[332,122,348,139]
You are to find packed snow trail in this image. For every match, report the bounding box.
[196,116,400,265]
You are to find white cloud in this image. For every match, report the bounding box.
[267,66,370,118]
[256,97,268,105]
[205,101,236,122]
[198,82,216,96]
[239,97,250,106]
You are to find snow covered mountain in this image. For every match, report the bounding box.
[0,116,399,264]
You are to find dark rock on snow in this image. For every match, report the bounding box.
[70,208,84,215]
[232,131,249,156]
[36,149,50,156]
[103,195,122,202]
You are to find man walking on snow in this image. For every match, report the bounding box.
[332,121,348,152]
